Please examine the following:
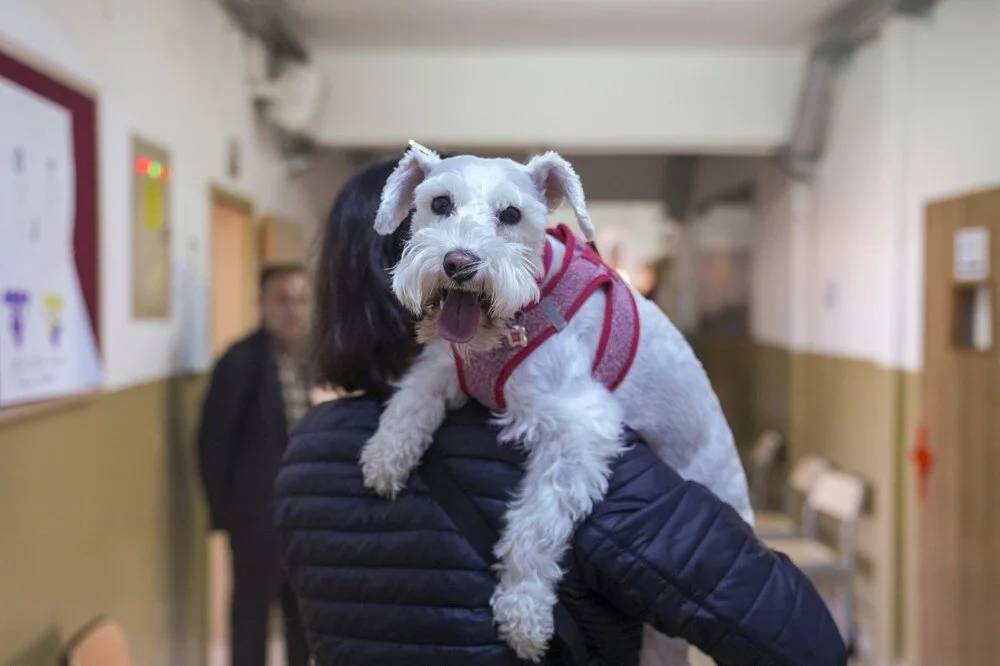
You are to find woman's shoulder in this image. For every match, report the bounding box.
[289,398,670,487]
[294,395,381,436]
[279,398,377,474]
[287,396,523,463]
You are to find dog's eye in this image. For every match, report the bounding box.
[498,206,522,225]
[431,195,453,216]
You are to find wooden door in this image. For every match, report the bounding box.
[920,186,1000,666]
[210,190,257,356]
[260,215,307,264]
[207,189,256,665]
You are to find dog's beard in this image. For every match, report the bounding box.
[412,287,510,353]
[393,235,542,352]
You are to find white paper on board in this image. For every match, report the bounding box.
[954,226,990,282]
[0,76,103,407]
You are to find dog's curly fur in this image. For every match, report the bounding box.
[360,146,753,663]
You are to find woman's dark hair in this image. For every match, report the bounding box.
[312,158,417,397]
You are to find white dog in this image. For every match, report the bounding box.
[360,143,753,662]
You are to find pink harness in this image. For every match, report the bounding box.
[453,224,641,411]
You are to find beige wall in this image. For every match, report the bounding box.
[786,353,899,659]
[0,376,208,666]
[689,333,756,451]
[697,340,915,663]
[751,343,791,438]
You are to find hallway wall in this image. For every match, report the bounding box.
[0,0,320,389]
[692,3,1000,662]
[0,1,319,663]
[0,377,208,665]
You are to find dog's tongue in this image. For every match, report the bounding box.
[438,290,481,343]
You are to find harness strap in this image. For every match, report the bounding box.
[455,224,640,411]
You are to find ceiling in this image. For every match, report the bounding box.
[286,0,851,50]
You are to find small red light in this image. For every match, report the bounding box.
[135,156,150,175]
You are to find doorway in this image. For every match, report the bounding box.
[919,185,1000,665]
[207,187,257,666]
[210,188,258,356]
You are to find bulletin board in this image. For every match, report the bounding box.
[0,48,102,409]
[131,137,171,318]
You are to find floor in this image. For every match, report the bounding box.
[207,610,288,666]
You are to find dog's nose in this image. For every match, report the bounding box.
[443,250,480,283]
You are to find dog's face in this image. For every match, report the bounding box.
[374,145,592,348]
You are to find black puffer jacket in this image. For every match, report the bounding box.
[275,397,845,666]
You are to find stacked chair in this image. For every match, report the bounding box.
[747,432,866,651]
[754,452,831,538]
[747,430,785,509]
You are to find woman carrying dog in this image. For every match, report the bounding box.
[274,158,846,666]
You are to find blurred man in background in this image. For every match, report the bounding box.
[199,264,311,666]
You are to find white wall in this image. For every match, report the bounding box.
[890,1,1000,372]
[310,48,806,154]
[797,38,900,367]
[690,4,1000,662]
[734,37,900,366]
[750,163,806,347]
[734,0,1000,373]
[0,0,321,389]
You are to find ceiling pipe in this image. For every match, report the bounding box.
[219,0,308,63]
[217,0,321,173]
[781,0,940,180]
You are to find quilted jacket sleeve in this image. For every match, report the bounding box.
[574,440,847,666]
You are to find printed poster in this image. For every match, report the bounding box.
[0,74,102,407]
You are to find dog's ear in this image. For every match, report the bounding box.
[374,142,441,235]
[526,151,594,241]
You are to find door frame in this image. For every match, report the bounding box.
[208,186,255,355]
[917,183,1000,665]
[205,185,255,665]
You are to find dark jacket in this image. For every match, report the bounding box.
[199,328,288,534]
[199,328,309,665]
[275,397,846,666]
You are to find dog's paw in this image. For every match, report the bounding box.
[359,432,408,498]
[490,580,555,662]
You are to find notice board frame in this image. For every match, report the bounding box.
[0,46,100,414]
